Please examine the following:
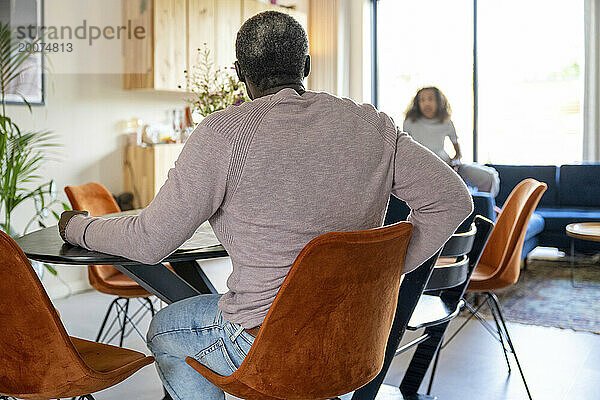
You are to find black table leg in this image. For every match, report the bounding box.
[169,260,217,295]
[114,263,201,304]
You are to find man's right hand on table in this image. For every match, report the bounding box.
[59,211,89,242]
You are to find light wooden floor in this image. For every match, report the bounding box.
[52,263,600,400]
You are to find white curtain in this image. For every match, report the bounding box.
[307,0,370,101]
[307,0,339,94]
[584,0,600,161]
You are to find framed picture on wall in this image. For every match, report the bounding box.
[0,0,44,106]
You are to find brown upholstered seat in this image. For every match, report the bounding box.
[0,230,154,399]
[467,178,547,292]
[88,268,152,297]
[64,182,148,298]
[454,178,547,400]
[186,222,414,400]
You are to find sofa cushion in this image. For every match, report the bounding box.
[535,207,600,231]
[488,164,558,208]
[558,164,600,207]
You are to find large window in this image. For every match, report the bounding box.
[477,1,584,164]
[375,0,584,165]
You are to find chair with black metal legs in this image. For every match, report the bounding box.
[427,179,547,400]
[65,182,158,346]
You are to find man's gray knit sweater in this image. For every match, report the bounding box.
[65,88,473,328]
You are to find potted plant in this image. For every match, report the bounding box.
[182,45,250,123]
[0,22,68,276]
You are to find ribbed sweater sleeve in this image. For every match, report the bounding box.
[65,125,232,265]
[390,122,473,273]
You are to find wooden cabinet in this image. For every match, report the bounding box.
[124,0,308,91]
[124,144,184,208]
[215,0,243,68]
[123,0,242,91]
[123,0,188,90]
[154,0,188,90]
[243,0,278,19]
[188,0,216,71]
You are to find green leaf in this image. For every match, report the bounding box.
[44,264,58,276]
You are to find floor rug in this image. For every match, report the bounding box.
[475,259,600,334]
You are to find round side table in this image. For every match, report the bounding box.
[566,222,600,286]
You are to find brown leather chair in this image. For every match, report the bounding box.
[0,230,154,400]
[436,178,547,400]
[186,222,414,400]
[65,182,155,346]
[468,178,547,292]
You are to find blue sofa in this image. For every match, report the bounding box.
[385,163,600,259]
[489,164,600,256]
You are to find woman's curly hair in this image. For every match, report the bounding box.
[404,86,452,123]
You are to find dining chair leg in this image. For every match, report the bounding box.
[95,297,118,342]
[119,298,130,347]
[439,298,487,349]
[486,294,512,374]
[464,300,505,340]
[100,297,152,344]
[487,292,533,400]
[399,322,448,397]
[146,297,156,316]
[99,298,126,343]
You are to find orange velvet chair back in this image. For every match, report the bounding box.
[186,222,413,400]
[470,178,547,290]
[65,182,120,217]
[64,182,121,282]
[0,230,95,397]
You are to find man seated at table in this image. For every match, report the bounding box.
[60,11,473,400]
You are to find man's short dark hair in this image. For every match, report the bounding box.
[236,11,308,90]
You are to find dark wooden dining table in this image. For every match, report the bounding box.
[15,225,227,303]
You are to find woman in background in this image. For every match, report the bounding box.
[403,86,500,196]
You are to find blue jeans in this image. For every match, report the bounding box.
[147,294,255,400]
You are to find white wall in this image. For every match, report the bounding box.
[5,2,188,298]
